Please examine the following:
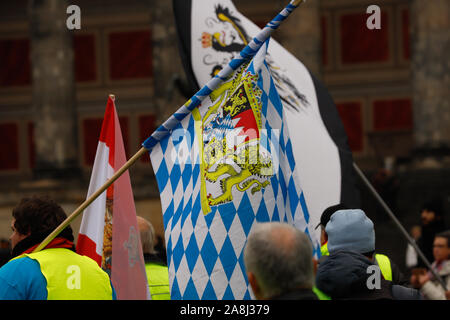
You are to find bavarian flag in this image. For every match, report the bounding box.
[145,33,312,299]
[173,0,361,250]
[76,96,149,299]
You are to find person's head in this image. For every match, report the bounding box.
[326,209,375,259]
[433,230,450,263]
[410,225,421,240]
[315,203,348,245]
[420,199,443,226]
[243,222,314,299]
[136,216,157,255]
[10,196,73,250]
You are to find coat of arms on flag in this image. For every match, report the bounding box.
[195,62,273,213]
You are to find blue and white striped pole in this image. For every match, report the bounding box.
[143,0,305,151]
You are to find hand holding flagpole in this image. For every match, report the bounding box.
[32,0,305,253]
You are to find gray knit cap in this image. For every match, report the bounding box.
[326,209,375,254]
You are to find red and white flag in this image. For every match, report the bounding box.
[76,95,149,299]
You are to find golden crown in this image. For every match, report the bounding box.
[201,32,212,48]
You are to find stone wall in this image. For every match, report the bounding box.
[411,0,450,166]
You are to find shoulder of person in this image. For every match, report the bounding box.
[0,256,41,275]
[0,256,47,300]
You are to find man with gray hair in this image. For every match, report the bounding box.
[243,222,318,300]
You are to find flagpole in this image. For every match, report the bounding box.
[32,0,306,253]
[353,162,448,291]
[32,146,148,253]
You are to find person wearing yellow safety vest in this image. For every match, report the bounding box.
[315,209,422,300]
[137,216,170,300]
[0,197,116,300]
[316,204,408,286]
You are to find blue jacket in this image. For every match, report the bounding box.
[0,256,117,300]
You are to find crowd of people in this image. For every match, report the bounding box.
[0,196,448,300]
[245,202,450,300]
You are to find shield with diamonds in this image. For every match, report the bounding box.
[197,63,274,213]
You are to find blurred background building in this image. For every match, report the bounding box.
[0,0,449,270]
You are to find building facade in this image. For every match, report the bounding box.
[0,0,449,255]
[1,0,426,178]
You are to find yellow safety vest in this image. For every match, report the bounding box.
[316,246,332,300]
[16,248,113,300]
[145,262,171,300]
[320,244,393,282]
[374,254,392,281]
[312,286,331,300]
[320,243,329,256]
